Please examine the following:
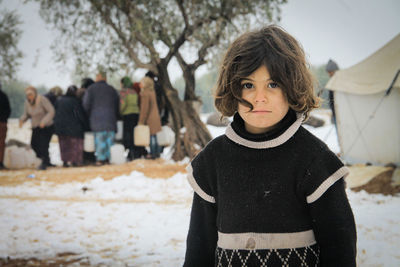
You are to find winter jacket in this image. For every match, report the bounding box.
[20,95,55,128]
[0,90,11,122]
[120,88,139,115]
[44,92,58,108]
[184,110,357,267]
[138,89,161,135]
[54,95,88,138]
[82,81,120,132]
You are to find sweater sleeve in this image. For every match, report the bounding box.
[184,149,218,266]
[186,150,216,204]
[300,146,349,204]
[184,193,218,267]
[308,179,357,266]
[299,147,357,266]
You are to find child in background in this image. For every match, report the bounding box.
[184,25,356,266]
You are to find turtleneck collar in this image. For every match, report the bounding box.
[225,109,304,149]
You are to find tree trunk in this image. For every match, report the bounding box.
[183,66,198,101]
[157,63,212,161]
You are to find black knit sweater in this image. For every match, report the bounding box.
[184,110,357,267]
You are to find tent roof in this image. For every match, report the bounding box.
[326,33,400,95]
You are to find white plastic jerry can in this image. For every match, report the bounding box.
[84,132,95,152]
[110,144,126,164]
[134,125,150,146]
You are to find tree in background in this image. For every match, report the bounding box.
[311,64,331,109]
[0,0,23,80]
[33,0,286,160]
[174,70,218,114]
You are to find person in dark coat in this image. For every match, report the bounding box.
[82,71,120,165]
[78,77,96,165]
[54,85,88,167]
[0,81,11,169]
[78,77,94,101]
[44,86,63,108]
[325,59,339,127]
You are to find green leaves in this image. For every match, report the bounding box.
[31,0,285,79]
[0,7,23,80]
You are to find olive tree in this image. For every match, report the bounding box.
[0,0,23,80]
[34,0,286,160]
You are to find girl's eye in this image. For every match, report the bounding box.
[241,82,254,89]
[268,82,278,89]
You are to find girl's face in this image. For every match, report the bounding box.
[238,64,289,134]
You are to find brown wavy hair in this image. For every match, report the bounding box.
[214,25,319,119]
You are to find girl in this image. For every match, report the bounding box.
[184,25,356,266]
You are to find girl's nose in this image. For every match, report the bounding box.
[254,89,267,103]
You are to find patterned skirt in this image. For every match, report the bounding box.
[58,136,83,164]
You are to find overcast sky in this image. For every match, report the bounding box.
[1,0,399,89]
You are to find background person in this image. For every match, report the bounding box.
[0,81,11,169]
[325,59,340,127]
[19,86,55,170]
[44,86,63,108]
[138,76,161,159]
[145,71,169,126]
[78,77,94,101]
[119,76,140,160]
[54,85,88,167]
[82,71,120,165]
[79,77,96,164]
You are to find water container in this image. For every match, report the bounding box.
[4,146,26,169]
[110,144,126,164]
[134,125,150,146]
[25,148,41,168]
[157,126,175,146]
[115,120,123,141]
[84,132,95,152]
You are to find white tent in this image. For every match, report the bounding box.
[326,33,400,166]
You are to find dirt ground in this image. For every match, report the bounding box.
[0,253,91,267]
[0,159,187,187]
[351,168,400,195]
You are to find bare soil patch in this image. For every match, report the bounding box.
[0,159,187,187]
[351,168,400,195]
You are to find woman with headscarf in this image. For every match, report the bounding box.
[19,86,55,170]
[138,76,162,159]
[54,85,88,167]
[119,76,140,160]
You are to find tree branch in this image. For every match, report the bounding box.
[89,1,155,70]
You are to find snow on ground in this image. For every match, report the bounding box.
[1,110,399,266]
